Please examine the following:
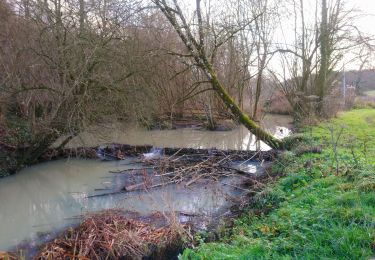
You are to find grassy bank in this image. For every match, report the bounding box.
[181,109,375,259]
[365,90,375,97]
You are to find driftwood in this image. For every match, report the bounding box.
[41,143,278,162]
[124,182,147,191]
[59,143,278,199]
[100,148,269,196]
[86,148,268,199]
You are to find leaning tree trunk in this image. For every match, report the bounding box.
[153,0,283,149]
[201,58,283,149]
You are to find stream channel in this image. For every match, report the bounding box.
[0,114,292,253]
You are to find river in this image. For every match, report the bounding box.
[66,114,292,150]
[0,114,292,252]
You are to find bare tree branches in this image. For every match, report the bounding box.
[152,0,283,149]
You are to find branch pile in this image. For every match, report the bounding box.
[116,150,265,192]
[35,211,188,260]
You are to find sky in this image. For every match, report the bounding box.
[181,0,375,35]
[178,0,375,71]
[352,0,375,37]
[276,0,375,70]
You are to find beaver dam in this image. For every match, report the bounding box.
[0,118,291,259]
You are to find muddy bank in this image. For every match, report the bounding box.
[0,143,19,176]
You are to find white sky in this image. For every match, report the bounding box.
[275,0,375,70]
[352,0,375,37]
[182,0,375,35]
[180,0,375,41]
[180,0,375,71]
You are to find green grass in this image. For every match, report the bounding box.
[365,90,375,97]
[181,109,375,260]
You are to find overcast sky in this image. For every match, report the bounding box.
[180,0,375,70]
[351,0,375,36]
[181,0,375,38]
[279,0,375,70]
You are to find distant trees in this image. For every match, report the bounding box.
[273,0,373,120]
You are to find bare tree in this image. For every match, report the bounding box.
[272,0,371,119]
[152,0,282,149]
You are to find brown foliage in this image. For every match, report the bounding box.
[35,211,186,260]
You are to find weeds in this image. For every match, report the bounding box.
[181,109,375,259]
[327,124,345,175]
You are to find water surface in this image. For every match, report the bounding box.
[0,114,292,251]
[67,114,292,150]
[0,158,255,250]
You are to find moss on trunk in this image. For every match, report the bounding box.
[201,59,283,149]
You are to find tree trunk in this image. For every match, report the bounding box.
[201,58,283,149]
[317,0,328,111]
[253,62,265,120]
[79,0,85,35]
[153,0,283,149]
[203,97,216,130]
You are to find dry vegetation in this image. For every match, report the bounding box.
[35,210,189,260]
[1,0,373,174]
[122,150,271,191]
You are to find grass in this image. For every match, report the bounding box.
[365,90,375,97]
[181,109,375,259]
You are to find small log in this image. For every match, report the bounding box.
[124,182,147,191]
[110,167,154,174]
[185,174,207,187]
[125,181,176,192]
[221,182,252,192]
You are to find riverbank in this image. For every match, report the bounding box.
[0,114,291,255]
[0,114,292,178]
[181,109,375,259]
[0,146,275,256]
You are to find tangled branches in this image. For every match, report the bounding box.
[36,211,188,260]
[109,149,267,194]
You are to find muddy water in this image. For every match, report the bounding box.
[0,114,292,251]
[67,114,293,150]
[0,158,258,251]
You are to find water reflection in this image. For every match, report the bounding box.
[66,114,292,150]
[0,159,248,250]
[0,114,292,251]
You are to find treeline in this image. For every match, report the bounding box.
[0,0,373,174]
[0,0,258,172]
[0,0,275,171]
